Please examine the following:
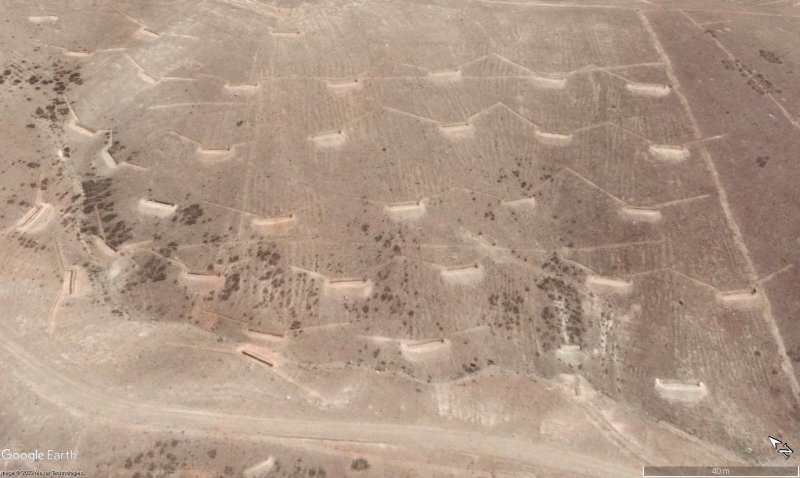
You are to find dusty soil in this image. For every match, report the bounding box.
[1,0,799,476]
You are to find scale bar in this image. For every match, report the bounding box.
[643,466,799,477]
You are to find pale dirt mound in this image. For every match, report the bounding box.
[439,264,484,286]
[625,82,672,97]
[649,144,690,162]
[654,379,709,403]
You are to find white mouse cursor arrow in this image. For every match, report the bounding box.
[769,436,793,459]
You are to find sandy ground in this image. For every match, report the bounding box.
[1,0,799,476]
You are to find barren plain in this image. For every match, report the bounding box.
[1,0,799,476]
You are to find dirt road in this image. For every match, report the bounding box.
[0,326,638,477]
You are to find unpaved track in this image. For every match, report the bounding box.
[0,327,637,477]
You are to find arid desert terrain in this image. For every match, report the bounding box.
[1,0,800,476]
